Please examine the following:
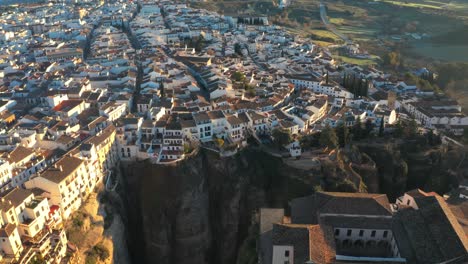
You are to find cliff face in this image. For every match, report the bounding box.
[357,140,464,200]
[122,148,326,264]
[120,143,465,264]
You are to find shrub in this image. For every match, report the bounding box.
[87,243,110,264]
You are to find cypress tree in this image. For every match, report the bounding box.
[363,79,369,96]
[358,78,363,96]
[379,115,385,136]
[353,116,363,140]
[159,80,165,98]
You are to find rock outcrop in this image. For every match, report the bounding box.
[121,147,377,264]
[120,143,466,264]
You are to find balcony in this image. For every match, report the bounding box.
[25,199,42,210]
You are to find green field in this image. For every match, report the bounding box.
[333,54,380,66]
[408,42,468,62]
[192,0,468,62]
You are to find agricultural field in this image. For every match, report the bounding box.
[193,0,468,61]
[322,0,468,62]
[333,54,381,67]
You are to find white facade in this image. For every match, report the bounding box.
[272,245,293,264]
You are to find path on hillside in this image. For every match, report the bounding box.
[319,1,352,44]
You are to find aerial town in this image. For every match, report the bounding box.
[0,0,466,263]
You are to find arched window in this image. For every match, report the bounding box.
[378,240,389,248]
[366,240,376,248]
[342,239,351,248]
[354,240,364,248]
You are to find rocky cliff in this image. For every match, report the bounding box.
[357,139,465,200]
[121,146,376,264]
[120,142,466,264]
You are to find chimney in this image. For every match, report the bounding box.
[59,165,63,172]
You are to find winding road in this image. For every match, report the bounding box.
[319,2,352,44]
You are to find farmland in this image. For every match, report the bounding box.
[192,0,468,62]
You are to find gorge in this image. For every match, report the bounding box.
[115,139,466,264]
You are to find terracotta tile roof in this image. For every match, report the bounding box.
[2,187,33,207]
[393,195,468,263]
[308,225,336,264]
[86,125,116,148]
[40,156,84,184]
[8,146,34,164]
[52,99,84,112]
[207,110,225,120]
[0,223,16,238]
[316,191,392,216]
[226,115,243,126]
[56,135,76,145]
[272,223,311,263]
[405,188,438,198]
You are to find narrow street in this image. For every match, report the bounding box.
[121,5,143,114]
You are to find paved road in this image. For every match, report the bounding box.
[319,2,352,44]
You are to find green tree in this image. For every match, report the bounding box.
[383,51,401,69]
[394,120,404,138]
[299,133,320,149]
[245,84,256,97]
[159,81,165,98]
[234,43,242,56]
[378,116,385,137]
[272,128,292,147]
[335,121,349,147]
[464,128,468,143]
[30,255,46,264]
[364,119,374,137]
[352,116,363,140]
[319,124,338,149]
[231,71,246,82]
[362,79,369,96]
[194,35,206,52]
[342,73,347,87]
[86,243,110,264]
[404,118,418,138]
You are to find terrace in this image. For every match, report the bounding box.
[25,199,41,210]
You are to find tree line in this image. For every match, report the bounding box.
[342,73,369,97]
[301,116,432,150]
[237,17,264,25]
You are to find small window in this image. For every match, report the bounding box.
[334,229,340,236]
[383,231,388,238]
[347,230,352,236]
[406,199,411,205]
[285,250,289,257]
[359,230,364,237]
[371,230,376,237]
